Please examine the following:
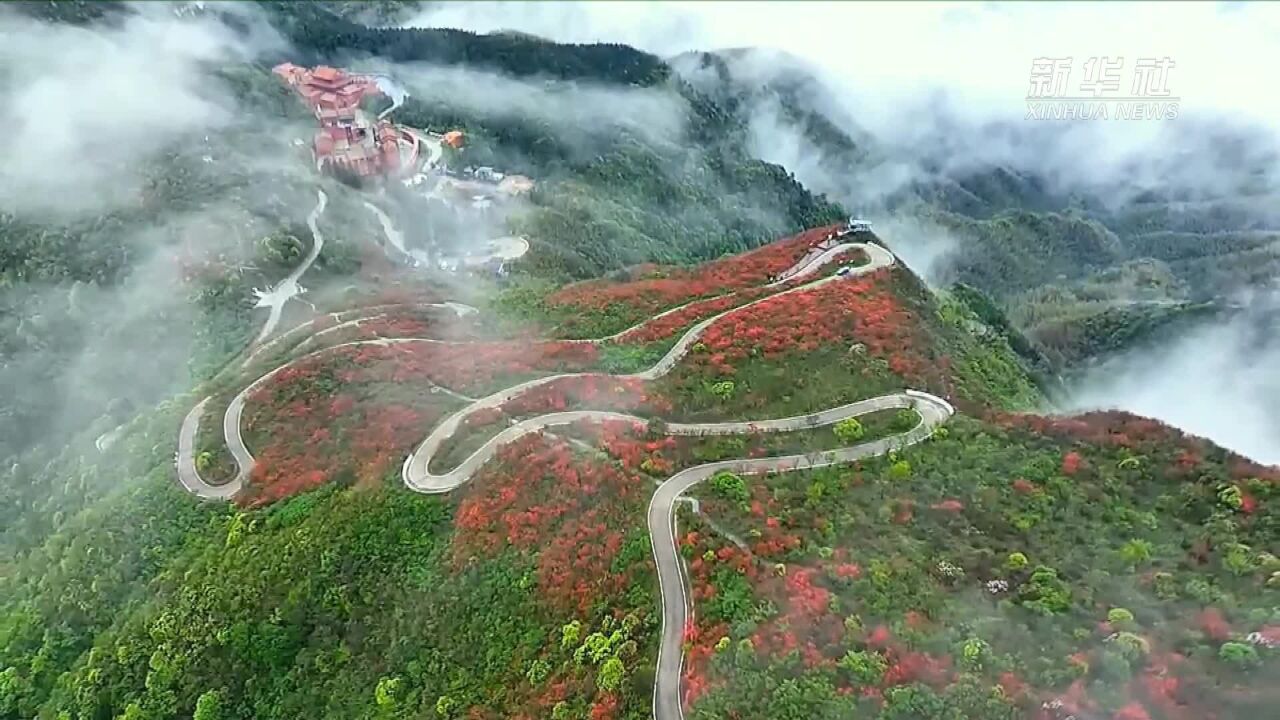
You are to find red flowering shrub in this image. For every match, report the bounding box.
[239,390,455,507]
[1197,608,1231,641]
[548,225,842,315]
[1113,702,1152,720]
[1240,493,1258,514]
[617,291,763,345]
[290,338,600,396]
[785,568,831,617]
[1012,477,1039,494]
[882,651,951,688]
[660,268,952,398]
[998,671,1026,699]
[452,433,651,615]
[866,625,893,649]
[613,246,871,345]
[499,375,672,418]
[589,693,619,720]
[1062,451,1085,476]
[833,563,862,579]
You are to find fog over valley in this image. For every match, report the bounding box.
[409,1,1280,462]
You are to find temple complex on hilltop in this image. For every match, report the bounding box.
[273,62,413,179]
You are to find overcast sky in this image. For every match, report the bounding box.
[409,2,1280,465]
[409,1,1280,132]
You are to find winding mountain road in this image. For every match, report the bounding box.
[180,323,478,501]
[363,198,530,270]
[250,190,328,346]
[401,241,894,492]
[174,235,952,719]
[649,390,952,720]
[240,301,476,369]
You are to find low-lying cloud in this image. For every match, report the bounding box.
[0,3,316,462]
[409,2,1280,465]
[1064,291,1280,465]
[389,62,687,150]
[408,2,1280,206]
[0,2,283,217]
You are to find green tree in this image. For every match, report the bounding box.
[560,620,582,650]
[891,408,918,432]
[888,460,912,481]
[193,691,223,720]
[704,568,756,625]
[435,694,458,718]
[1219,641,1260,669]
[838,650,887,685]
[709,380,736,400]
[709,471,749,503]
[1223,543,1256,576]
[0,668,24,717]
[375,677,403,710]
[526,659,551,684]
[1217,484,1243,510]
[1019,565,1072,615]
[1119,538,1153,567]
[596,656,625,691]
[1110,632,1149,662]
[1107,607,1135,627]
[960,637,990,670]
[832,417,865,443]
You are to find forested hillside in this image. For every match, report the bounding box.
[0,58,319,464]
[262,2,844,281]
[1,5,1276,720]
[670,47,1280,373]
[0,1,841,465]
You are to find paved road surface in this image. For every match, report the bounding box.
[180,327,476,501]
[174,237,952,719]
[188,239,889,499]
[241,301,475,369]
[401,241,893,491]
[250,190,327,345]
[364,200,431,267]
[176,397,240,500]
[648,390,952,720]
[364,198,530,270]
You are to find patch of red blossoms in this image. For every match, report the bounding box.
[547,224,844,316]
[452,434,649,615]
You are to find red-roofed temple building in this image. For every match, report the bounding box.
[273,62,403,178]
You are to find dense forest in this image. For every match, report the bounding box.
[260,1,670,86]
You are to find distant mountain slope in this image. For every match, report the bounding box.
[668,47,1280,372]
[262,0,671,85]
[261,3,846,281]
